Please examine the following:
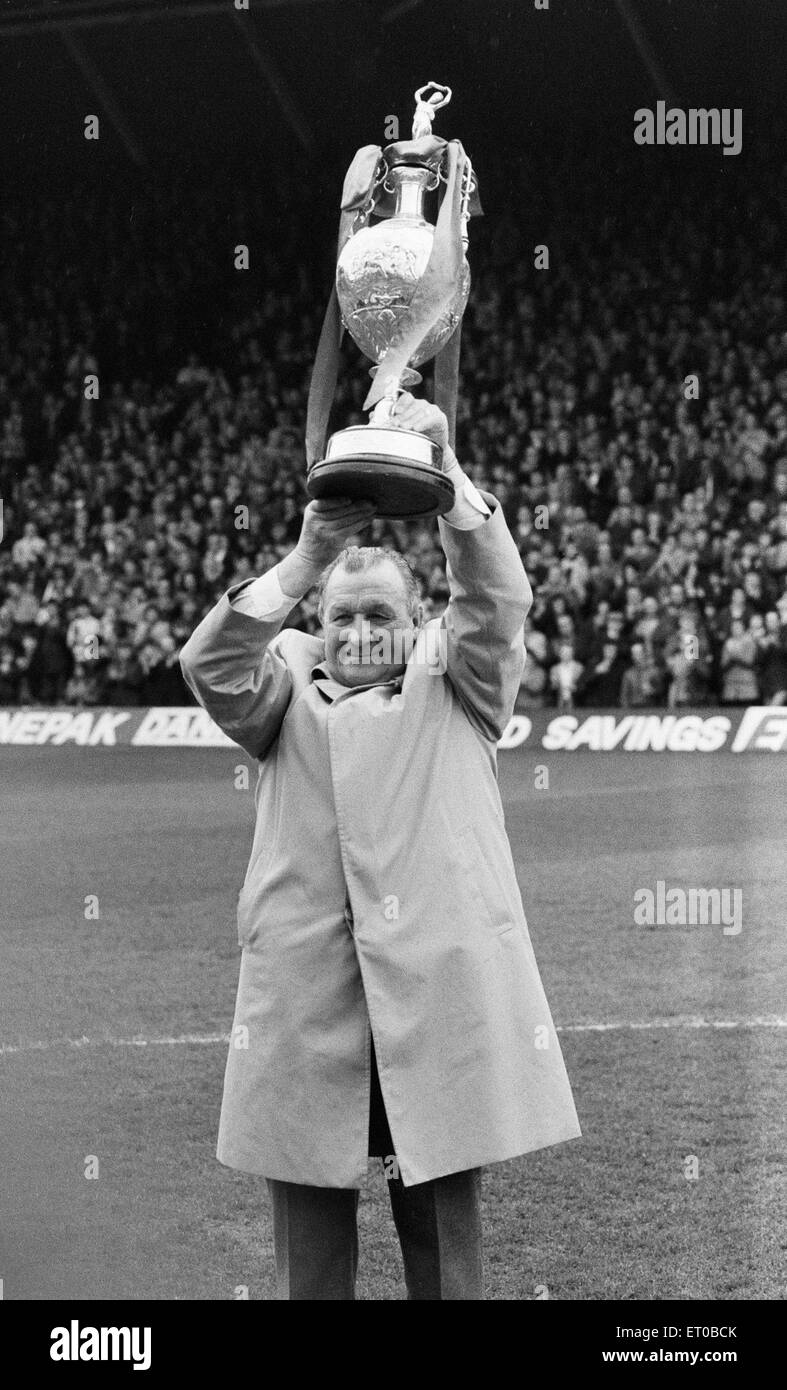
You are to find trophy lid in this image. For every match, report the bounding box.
[373,84,482,219]
[384,134,446,173]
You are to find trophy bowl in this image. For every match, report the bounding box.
[335,168,471,373]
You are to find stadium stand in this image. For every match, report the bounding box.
[1,143,786,710]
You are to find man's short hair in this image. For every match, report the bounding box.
[316,547,421,620]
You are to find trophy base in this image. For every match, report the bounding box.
[307,425,455,519]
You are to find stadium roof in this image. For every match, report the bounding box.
[2,0,784,182]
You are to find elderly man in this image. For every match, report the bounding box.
[180,395,580,1301]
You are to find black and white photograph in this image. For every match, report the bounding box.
[0,0,784,1342]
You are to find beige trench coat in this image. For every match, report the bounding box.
[180,498,580,1186]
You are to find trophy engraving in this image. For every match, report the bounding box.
[305,82,481,519]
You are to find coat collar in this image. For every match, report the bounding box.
[311,661,405,703]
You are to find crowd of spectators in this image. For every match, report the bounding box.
[1,142,787,711]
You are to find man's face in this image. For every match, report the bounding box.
[321,560,422,688]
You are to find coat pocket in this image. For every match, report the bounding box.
[236,834,277,948]
[457,824,516,937]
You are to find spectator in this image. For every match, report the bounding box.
[756,611,787,704]
[664,615,712,707]
[550,644,583,711]
[64,660,102,708]
[579,639,628,706]
[720,620,760,705]
[0,644,20,704]
[620,642,664,708]
[29,616,72,703]
[66,603,101,665]
[12,521,46,570]
[103,643,145,705]
[517,618,549,709]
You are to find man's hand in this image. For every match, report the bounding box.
[278,497,375,600]
[391,393,452,460]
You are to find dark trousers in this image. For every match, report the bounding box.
[266,1043,484,1300]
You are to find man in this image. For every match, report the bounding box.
[578,637,628,706]
[620,641,664,708]
[550,643,584,711]
[180,395,581,1300]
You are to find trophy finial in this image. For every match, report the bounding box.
[412,82,452,139]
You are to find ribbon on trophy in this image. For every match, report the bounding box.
[305,145,383,469]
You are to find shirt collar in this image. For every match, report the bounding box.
[311,662,405,701]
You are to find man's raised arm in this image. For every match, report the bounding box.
[392,394,533,743]
[179,497,375,758]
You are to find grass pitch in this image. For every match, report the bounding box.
[1,745,784,1300]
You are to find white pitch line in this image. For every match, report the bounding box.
[558,1016,787,1032]
[1,1017,786,1055]
[0,1033,229,1055]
